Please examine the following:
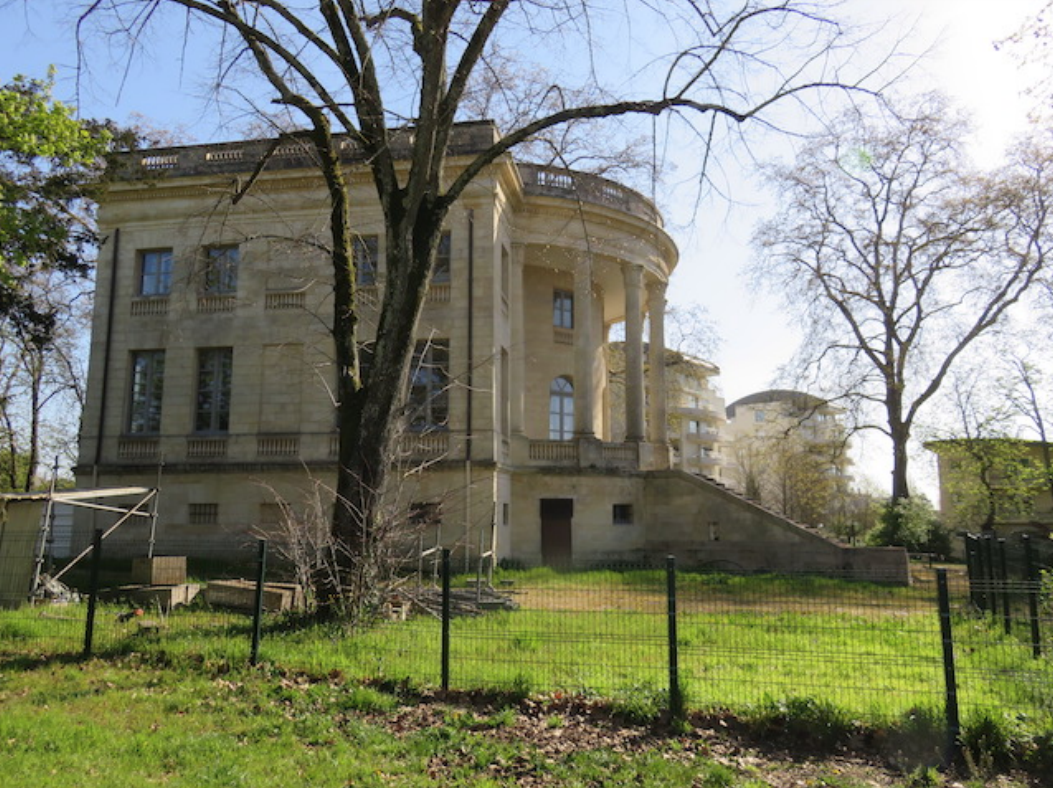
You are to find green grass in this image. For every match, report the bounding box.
[0,657,789,788]
[2,569,1051,758]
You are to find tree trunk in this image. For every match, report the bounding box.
[887,383,911,504]
[324,184,448,617]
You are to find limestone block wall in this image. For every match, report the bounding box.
[508,470,648,565]
[641,471,909,582]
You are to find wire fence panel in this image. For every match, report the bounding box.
[673,572,948,722]
[2,538,1052,744]
[445,568,668,699]
[949,579,1053,732]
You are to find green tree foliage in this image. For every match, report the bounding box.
[869,495,952,556]
[932,438,1042,532]
[0,448,32,493]
[0,71,134,491]
[0,71,111,344]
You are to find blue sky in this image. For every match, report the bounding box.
[1,0,1046,493]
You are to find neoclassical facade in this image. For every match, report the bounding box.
[75,123,906,579]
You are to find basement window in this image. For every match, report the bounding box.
[410,502,442,529]
[612,504,634,526]
[189,503,219,525]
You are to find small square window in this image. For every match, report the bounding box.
[258,502,284,527]
[410,501,442,528]
[189,503,218,525]
[612,504,633,526]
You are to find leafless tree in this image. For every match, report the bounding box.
[1003,355,1053,506]
[753,93,1053,506]
[0,274,89,490]
[79,0,882,615]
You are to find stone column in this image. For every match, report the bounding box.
[509,244,526,435]
[573,252,595,437]
[623,264,645,441]
[647,280,668,444]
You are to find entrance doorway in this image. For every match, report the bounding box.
[540,498,573,566]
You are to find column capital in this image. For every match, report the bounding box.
[623,263,645,287]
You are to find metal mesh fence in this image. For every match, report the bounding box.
[2,532,1051,740]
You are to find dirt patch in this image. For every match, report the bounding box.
[370,690,1039,787]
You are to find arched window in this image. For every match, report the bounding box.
[549,376,574,441]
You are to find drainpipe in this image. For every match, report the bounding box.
[93,228,121,482]
[464,210,475,571]
[86,228,120,545]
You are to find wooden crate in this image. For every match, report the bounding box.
[204,579,303,613]
[131,556,187,585]
[128,583,201,610]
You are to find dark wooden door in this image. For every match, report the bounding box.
[540,498,573,567]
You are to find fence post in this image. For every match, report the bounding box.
[997,538,1011,635]
[936,569,961,767]
[250,538,268,666]
[964,535,979,609]
[981,534,995,615]
[1023,535,1042,659]
[441,548,451,693]
[665,555,683,722]
[82,528,103,658]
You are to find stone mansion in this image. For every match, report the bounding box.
[74,122,905,579]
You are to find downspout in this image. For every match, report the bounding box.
[464,210,475,571]
[87,228,119,546]
[93,228,121,483]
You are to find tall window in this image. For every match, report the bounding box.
[433,230,452,283]
[553,289,574,329]
[353,234,378,286]
[128,350,165,433]
[500,246,510,304]
[195,347,233,432]
[549,376,574,440]
[139,249,173,296]
[203,245,239,294]
[408,340,449,431]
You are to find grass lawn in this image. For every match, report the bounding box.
[2,567,1051,772]
[0,656,822,788]
[0,655,1041,788]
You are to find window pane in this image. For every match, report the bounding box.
[354,235,378,286]
[204,246,238,294]
[140,250,173,296]
[548,376,573,440]
[408,340,449,431]
[128,350,165,433]
[433,231,451,283]
[553,290,573,329]
[196,347,233,432]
